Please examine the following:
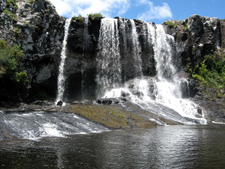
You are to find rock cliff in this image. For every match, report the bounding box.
[0,0,65,102]
[0,0,224,121]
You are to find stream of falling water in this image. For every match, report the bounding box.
[96,18,122,97]
[55,19,71,105]
[130,20,143,77]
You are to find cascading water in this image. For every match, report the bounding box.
[0,110,108,141]
[56,19,71,105]
[152,24,206,123]
[102,19,207,125]
[96,18,122,98]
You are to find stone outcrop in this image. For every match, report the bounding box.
[163,14,221,68]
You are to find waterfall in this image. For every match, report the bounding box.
[103,20,207,124]
[96,18,122,98]
[55,19,71,105]
[151,24,206,123]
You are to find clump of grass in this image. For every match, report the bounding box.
[164,20,178,28]
[72,15,84,22]
[88,13,103,20]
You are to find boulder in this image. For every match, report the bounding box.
[97,98,120,105]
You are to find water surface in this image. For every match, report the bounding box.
[0,125,225,169]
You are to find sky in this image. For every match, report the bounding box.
[49,0,225,24]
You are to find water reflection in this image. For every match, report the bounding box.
[0,125,225,168]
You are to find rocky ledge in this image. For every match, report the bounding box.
[3,100,179,129]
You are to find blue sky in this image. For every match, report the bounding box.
[49,0,225,24]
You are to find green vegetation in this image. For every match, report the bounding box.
[88,13,103,20]
[190,50,225,97]
[6,0,18,10]
[13,27,19,37]
[183,23,189,31]
[44,9,50,13]
[3,9,18,21]
[164,20,177,28]
[0,40,29,85]
[28,0,34,4]
[164,20,189,31]
[72,15,84,22]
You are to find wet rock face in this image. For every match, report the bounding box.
[65,17,101,101]
[0,0,6,12]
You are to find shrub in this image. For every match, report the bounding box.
[183,24,189,31]
[0,40,28,82]
[15,72,29,84]
[191,50,225,97]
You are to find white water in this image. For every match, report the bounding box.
[81,18,90,100]
[152,24,206,123]
[56,19,71,104]
[102,21,207,124]
[84,18,90,51]
[0,111,108,141]
[130,20,143,77]
[96,18,122,97]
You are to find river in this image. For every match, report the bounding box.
[0,125,225,169]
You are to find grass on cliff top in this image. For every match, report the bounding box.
[164,20,178,28]
[88,13,103,20]
[72,15,84,22]
[63,104,158,129]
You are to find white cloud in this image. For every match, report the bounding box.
[49,0,130,18]
[137,1,172,21]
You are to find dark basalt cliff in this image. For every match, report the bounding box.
[0,0,65,103]
[0,0,224,119]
